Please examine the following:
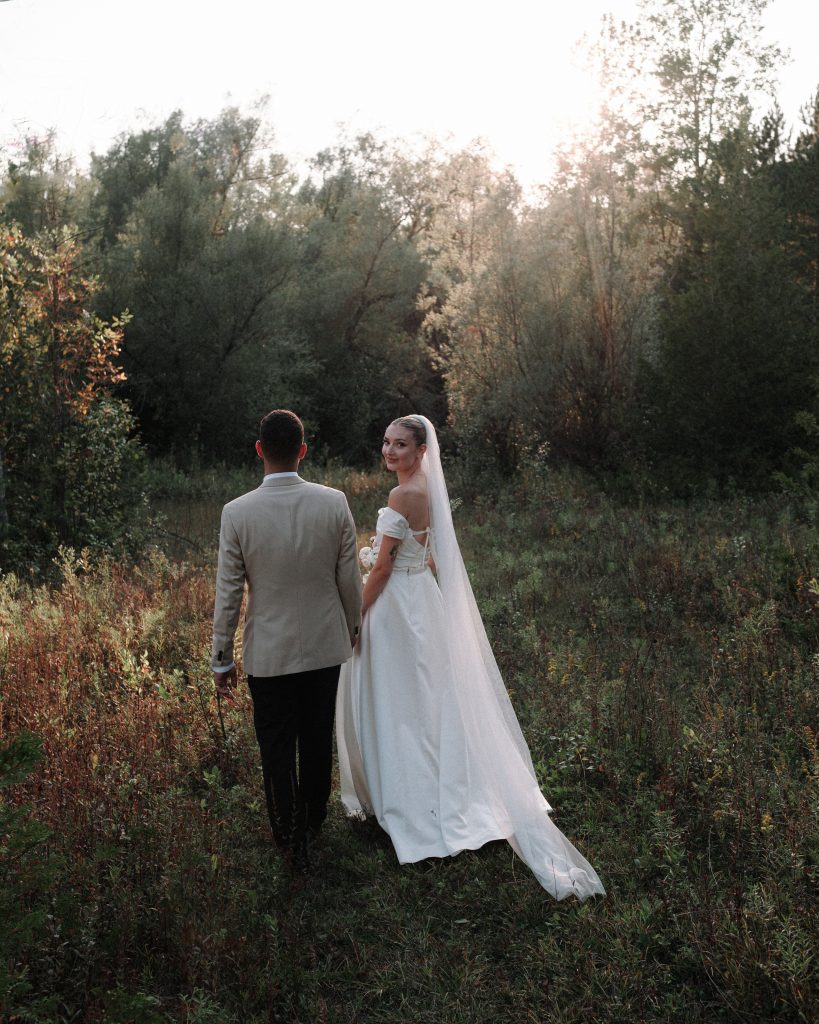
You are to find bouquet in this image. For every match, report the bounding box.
[359,538,378,581]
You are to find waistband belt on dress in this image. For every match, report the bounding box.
[393,564,429,575]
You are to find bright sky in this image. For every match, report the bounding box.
[0,0,816,188]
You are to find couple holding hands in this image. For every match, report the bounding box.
[211,409,604,900]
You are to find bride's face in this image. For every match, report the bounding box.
[382,425,423,474]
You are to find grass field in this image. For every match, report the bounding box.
[1,462,817,1022]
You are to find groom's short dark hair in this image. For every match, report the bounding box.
[259,409,304,463]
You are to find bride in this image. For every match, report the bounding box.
[336,415,605,900]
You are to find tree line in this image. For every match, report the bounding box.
[1,0,817,570]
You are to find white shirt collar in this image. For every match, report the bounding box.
[263,471,300,481]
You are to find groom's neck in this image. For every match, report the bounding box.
[264,459,300,475]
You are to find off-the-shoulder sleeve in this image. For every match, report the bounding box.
[376,506,409,540]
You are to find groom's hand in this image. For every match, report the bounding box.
[214,666,238,699]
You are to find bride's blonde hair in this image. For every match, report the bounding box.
[390,415,427,447]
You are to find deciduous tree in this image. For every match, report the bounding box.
[0,227,143,570]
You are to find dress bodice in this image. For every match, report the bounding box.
[373,506,432,572]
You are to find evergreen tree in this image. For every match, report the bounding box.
[641,127,817,488]
[0,132,89,236]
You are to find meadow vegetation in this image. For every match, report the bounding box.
[1,464,816,1023]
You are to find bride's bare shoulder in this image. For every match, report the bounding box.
[388,482,428,526]
[387,483,409,512]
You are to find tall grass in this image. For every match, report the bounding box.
[1,464,816,1022]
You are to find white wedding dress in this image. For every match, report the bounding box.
[336,419,605,901]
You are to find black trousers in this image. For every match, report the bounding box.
[247,664,340,855]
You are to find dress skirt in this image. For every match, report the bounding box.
[337,566,513,862]
[337,544,606,900]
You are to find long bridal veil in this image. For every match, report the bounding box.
[415,416,604,900]
[417,416,538,779]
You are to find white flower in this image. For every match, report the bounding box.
[359,545,378,571]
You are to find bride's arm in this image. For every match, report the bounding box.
[361,535,401,617]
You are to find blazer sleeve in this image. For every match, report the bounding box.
[211,505,246,670]
[336,494,363,640]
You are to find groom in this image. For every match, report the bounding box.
[212,409,362,868]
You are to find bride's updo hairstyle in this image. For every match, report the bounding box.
[390,416,426,448]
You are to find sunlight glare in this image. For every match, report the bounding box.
[0,0,815,190]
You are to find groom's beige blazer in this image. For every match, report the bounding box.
[211,475,362,678]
